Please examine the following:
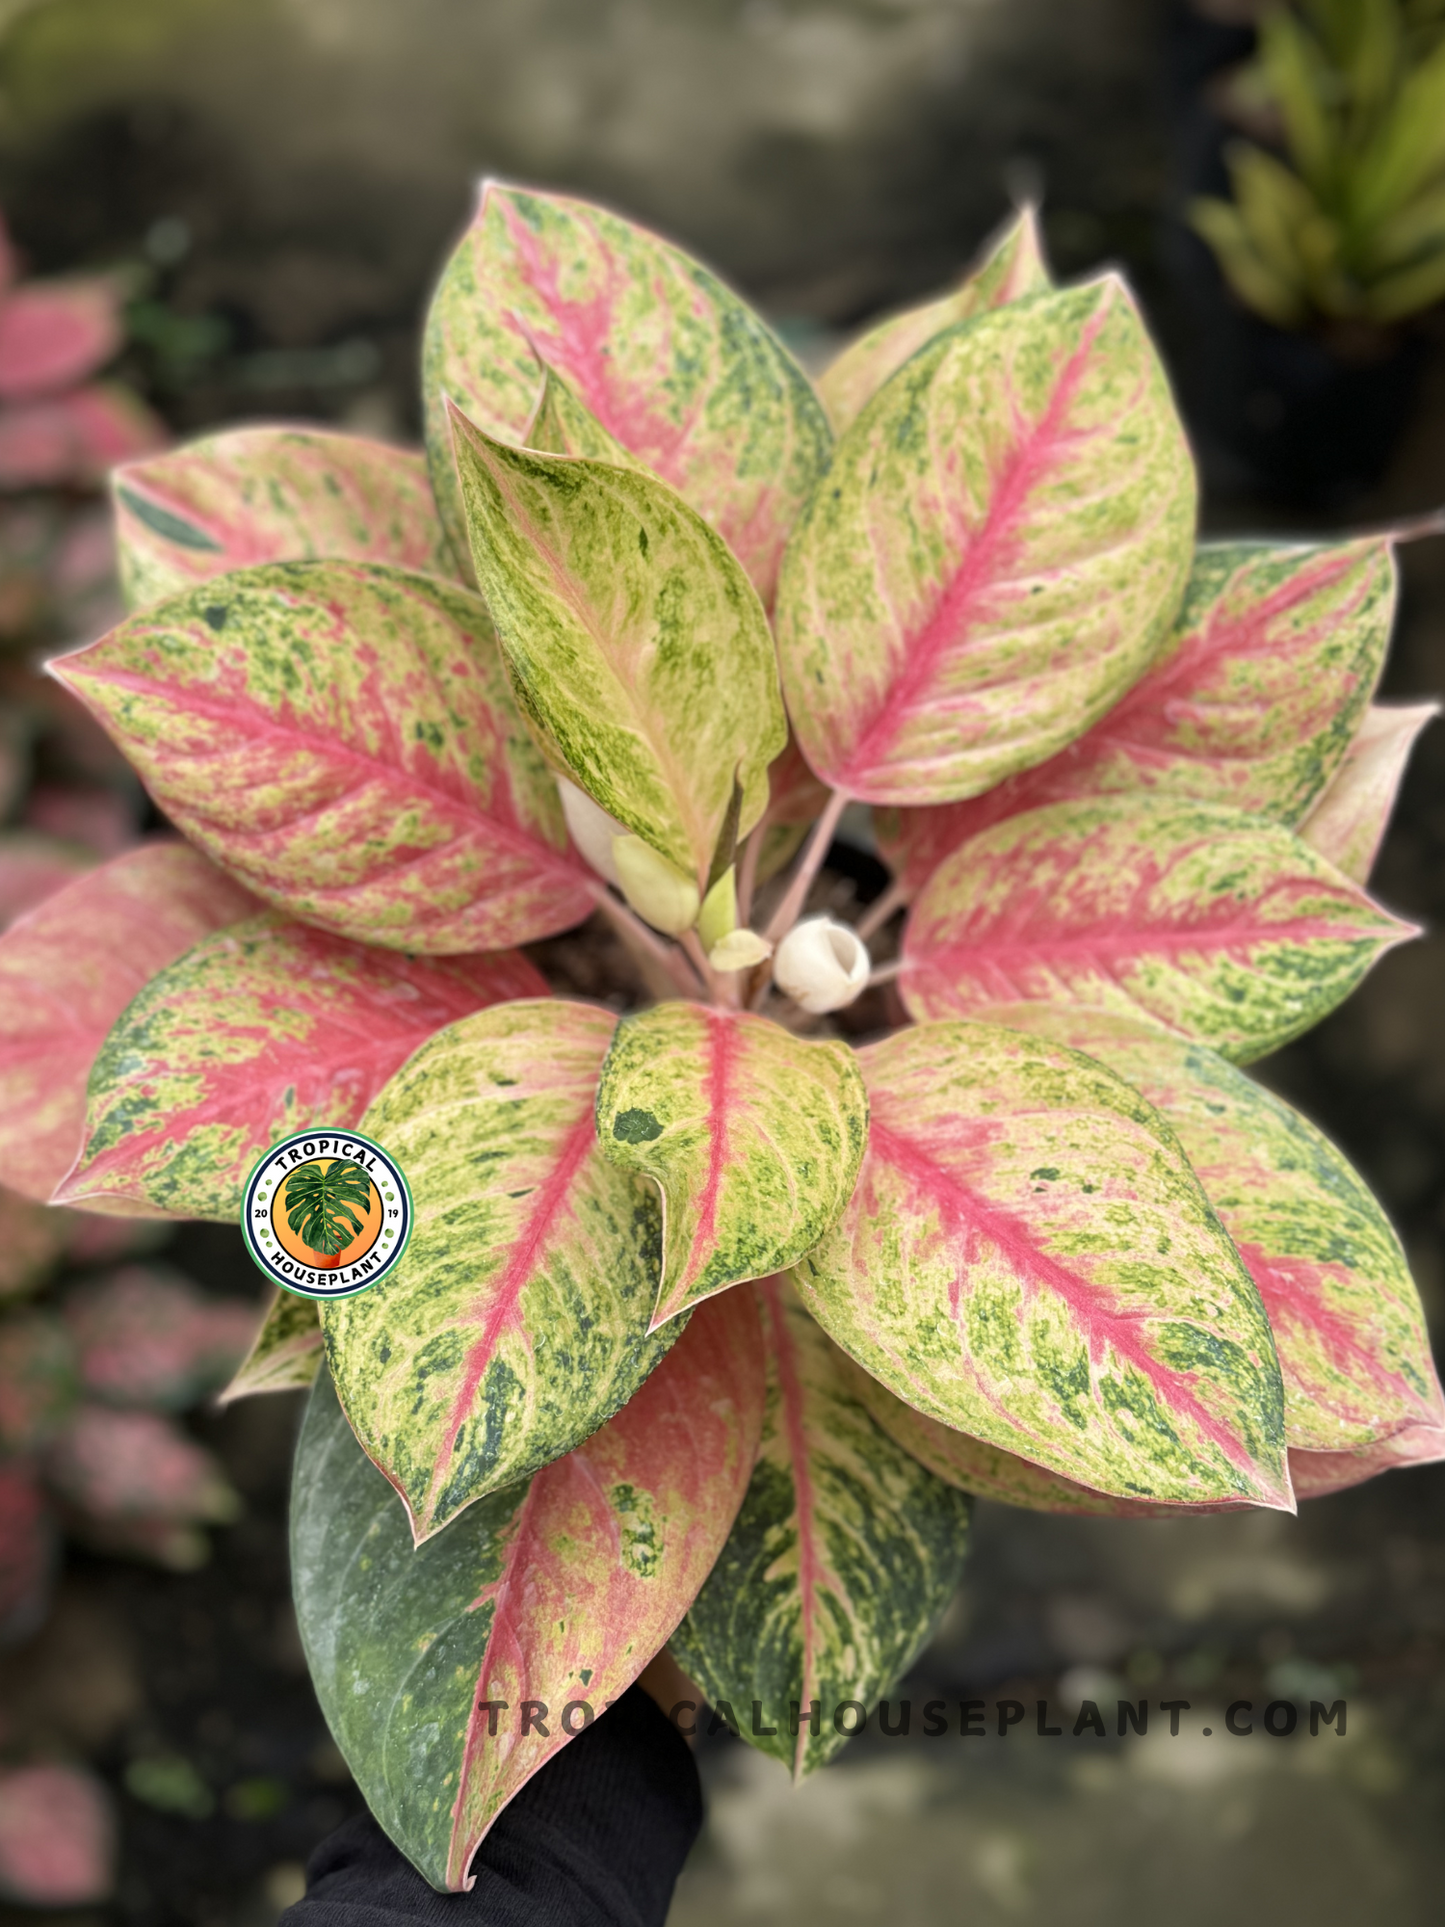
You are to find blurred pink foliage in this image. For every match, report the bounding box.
[0,1762,116,1905]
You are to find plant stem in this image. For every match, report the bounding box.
[867,957,903,987]
[762,788,850,944]
[592,889,703,999]
[1374,504,1445,546]
[736,820,765,927]
[855,876,908,943]
[682,927,737,1008]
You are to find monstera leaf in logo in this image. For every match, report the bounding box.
[284,1160,373,1267]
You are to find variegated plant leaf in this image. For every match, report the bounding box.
[594,1002,868,1328]
[0,834,92,932]
[1290,1426,1445,1499]
[422,181,831,604]
[775,277,1197,806]
[294,1288,764,1890]
[56,914,546,1221]
[112,427,458,611]
[450,407,787,885]
[218,1292,323,1405]
[817,205,1051,433]
[324,999,681,1542]
[972,1001,1445,1459]
[792,1020,1293,1510]
[53,563,596,953]
[62,1265,257,1409]
[0,845,255,1205]
[841,1356,1244,1518]
[523,364,648,471]
[1299,701,1439,882]
[901,794,1415,1063]
[878,538,1397,898]
[672,1277,971,1776]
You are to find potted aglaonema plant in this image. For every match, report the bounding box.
[0,181,1439,1892]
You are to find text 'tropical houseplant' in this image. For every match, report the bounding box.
[0,183,1440,1891]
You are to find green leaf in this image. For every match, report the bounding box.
[817,206,1052,433]
[594,1003,868,1328]
[293,1289,765,1890]
[972,1002,1445,1461]
[113,427,458,611]
[56,914,546,1221]
[53,562,596,954]
[775,277,1197,806]
[792,1020,1293,1510]
[671,1278,972,1777]
[422,181,831,605]
[900,794,1416,1063]
[323,999,683,1542]
[1298,701,1438,881]
[449,406,787,883]
[218,1292,322,1405]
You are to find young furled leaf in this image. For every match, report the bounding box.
[56,916,545,1221]
[1299,700,1439,881]
[52,563,596,954]
[594,1003,868,1329]
[671,1277,972,1777]
[422,181,831,604]
[449,408,787,888]
[324,1000,681,1542]
[974,1002,1445,1465]
[901,794,1416,1063]
[877,538,1397,898]
[818,205,1052,433]
[293,1289,764,1891]
[218,1292,322,1405]
[0,845,255,1204]
[792,1021,1293,1510]
[775,278,1196,805]
[112,428,458,611]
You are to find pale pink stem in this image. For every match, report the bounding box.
[867,957,903,987]
[855,876,908,943]
[682,927,736,1009]
[592,889,703,999]
[762,788,850,945]
[1362,504,1445,545]
[736,818,766,927]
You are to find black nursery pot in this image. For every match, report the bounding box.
[1159,0,1430,511]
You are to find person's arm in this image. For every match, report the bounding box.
[281,1675,702,1927]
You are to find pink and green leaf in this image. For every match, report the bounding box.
[449,407,786,884]
[0,1763,115,1908]
[0,844,256,1204]
[56,913,546,1221]
[792,1020,1292,1509]
[817,205,1051,433]
[775,277,1197,805]
[1298,700,1438,882]
[594,1003,868,1327]
[671,1277,973,1777]
[422,181,831,604]
[1290,1426,1445,1499]
[324,999,683,1542]
[44,1404,239,1525]
[972,1001,1445,1459]
[0,1313,77,1454]
[877,538,1397,896]
[61,1265,259,1410]
[218,1291,323,1405]
[0,277,120,400]
[52,563,596,954]
[901,794,1416,1062]
[293,1289,765,1890]
[113,427,458,610]
[0,833,93,932]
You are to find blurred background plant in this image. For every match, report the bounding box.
[1192,0,1445,335]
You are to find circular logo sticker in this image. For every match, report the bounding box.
[242,1130,412,1300]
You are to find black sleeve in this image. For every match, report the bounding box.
[280,1686,703,1927]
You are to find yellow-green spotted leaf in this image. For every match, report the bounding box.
[422,182,831,605]
[294,1289,764,1890]
[972,1002,1445,1460]
[818,205,1051,433]
[449,407,786,883]
[56,915,546,1220]
[1299,701,1438,882]
[594,1002,868,1329]
[775,277,1196,806]
[324,999,682,1542]
[901,794,1416,1063]
[218,1291,322,1405]
[52,562,596,954]
[671,1277,972,1778]
[877,537,1397,898]
[791,1021,1293,1510]
[112,427,457,611]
